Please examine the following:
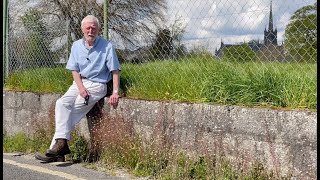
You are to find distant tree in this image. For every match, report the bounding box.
[141,17,186,61]
[222,44,256,62]
[151,29,173,59]
[38,0,166,48]
[188,44,214,59]
[20,9,56,68]
[151,17,187,60]
[284,2,317,62]
[168,18,187,59]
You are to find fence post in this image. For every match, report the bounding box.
[3,0,8,82]
[103,0,108,39]
[66,19,70,62]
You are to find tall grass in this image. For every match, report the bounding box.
[121,57,316,110]
[4,57,316,110]
[3,129,90,163]
[4,130,287,179]
[83,113,284,179]
[4,67,73,94]
[3,129,52,154]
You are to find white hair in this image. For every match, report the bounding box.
[81,15,100,29]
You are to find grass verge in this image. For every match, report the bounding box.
[3,126,293,179]
[4,58,317,110]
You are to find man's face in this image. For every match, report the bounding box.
[82,21,99,43]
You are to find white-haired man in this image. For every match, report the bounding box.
[36,15,120,162]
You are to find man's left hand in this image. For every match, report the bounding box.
[108,93,119,109]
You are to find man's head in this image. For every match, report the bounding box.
[81,15,100,44]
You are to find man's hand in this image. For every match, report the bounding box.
[79,87,89,98]
[108,93,119,109]
[72,71,89,98]
[109,70,120,109]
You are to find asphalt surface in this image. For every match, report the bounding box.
[3,153,147,180]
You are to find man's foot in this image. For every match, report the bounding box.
[45,138,71,157]
[35,152,65,163]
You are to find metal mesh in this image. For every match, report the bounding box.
[4,0,317,107]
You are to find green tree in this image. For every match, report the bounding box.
[222,44,256,62]
[168,18,187,59]
[151,17,187,60]
[284,2,317,62]
[151,29,173,59]
[20,9,56,68]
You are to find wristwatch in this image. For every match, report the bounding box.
[113,90,118,94]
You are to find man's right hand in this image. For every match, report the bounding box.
[71,71,89,98]
[79,87,89,98]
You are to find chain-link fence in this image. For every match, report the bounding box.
[3,0,317,109]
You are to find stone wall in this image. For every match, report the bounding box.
[3,90,317,179]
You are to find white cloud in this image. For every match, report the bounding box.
[208,3,217,16]
[277,12,291,29]
[195,29,210,38]
[166,0,317,53]
[201,18,223,31]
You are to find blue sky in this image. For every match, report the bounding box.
[165,0,316,53]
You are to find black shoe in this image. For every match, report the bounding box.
[35,152,65,163]
[45,138,71,157]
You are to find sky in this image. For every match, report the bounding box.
[165,0,317,53]
[8,0,316,54]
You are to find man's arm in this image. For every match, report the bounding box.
[112,70,120,94]
[108,70,120,108]
[72,71,89,98]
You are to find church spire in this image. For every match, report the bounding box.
[264,0,277,46]
[268,0,273,31]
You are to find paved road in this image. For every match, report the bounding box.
[3,153,145,180]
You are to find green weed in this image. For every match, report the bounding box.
[3,130,292,179]
[68,131,90,163]
[3,132,30,152]
[4,59,316,110]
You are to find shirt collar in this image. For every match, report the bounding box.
[82,36,101,49]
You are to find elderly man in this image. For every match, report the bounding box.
[35,15,120,162]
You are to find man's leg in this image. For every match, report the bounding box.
[47,80,107,156]
[69,80,108,133]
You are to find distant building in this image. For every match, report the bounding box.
[215,0,285,61]
[264,0,277,47]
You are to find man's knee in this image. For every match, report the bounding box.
[56,98,72,110]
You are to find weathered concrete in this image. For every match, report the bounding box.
[3,90,317,179]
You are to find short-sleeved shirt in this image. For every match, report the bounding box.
[66,36,120,83]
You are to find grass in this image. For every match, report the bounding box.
[100,132,291,179]
[3,130,51,154]
[75,132,291,179]
[3,107,294,179]
[3,129,293,180]
[4,57,316,110]
[118,57,316,110]
[3,57,310,179]
[3,129,90,163]
[4,67,73,94]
